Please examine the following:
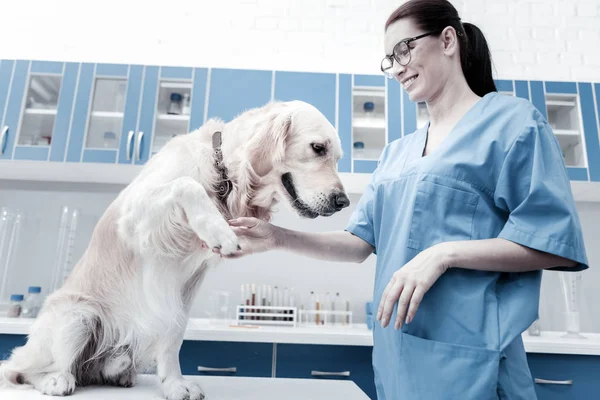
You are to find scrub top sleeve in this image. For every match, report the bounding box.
[493,113,589,271]
[345,176,377,253]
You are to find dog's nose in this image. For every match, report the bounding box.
[331,193,350,211]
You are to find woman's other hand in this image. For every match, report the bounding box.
[377,243,451,330]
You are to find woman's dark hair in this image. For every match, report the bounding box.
[385,0,497,97]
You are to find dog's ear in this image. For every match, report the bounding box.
[246,112,292,177]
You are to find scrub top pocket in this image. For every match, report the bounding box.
[407,180,479,251]
[399,331,501,399]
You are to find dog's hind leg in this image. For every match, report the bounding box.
[28,311,98,396]
[101,347,135,388]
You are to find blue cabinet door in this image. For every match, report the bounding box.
[276,343,376,399]
[528,353,600,400]
[179,340,273,378]
[0,60,28,160]
[10,61,78,162]
[206,68,272,123]
[273,71,336,127]
[0,60,15,159]
[66,63,143,164]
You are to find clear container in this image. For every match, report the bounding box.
[559,271,585,339]
[20,286,42,318]
[527,319,541,336]
[353,141,365,159]
[168,93,183,115]
[7,294,24,317]
[182,93,191,115]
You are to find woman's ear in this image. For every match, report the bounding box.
[441,26,459,56]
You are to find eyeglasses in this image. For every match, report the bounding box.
[381,30,440,79]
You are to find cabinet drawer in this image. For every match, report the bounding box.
[527,353,600,400]
[276,343,376,399]
[179,340,273,378]
[0,334,27,361]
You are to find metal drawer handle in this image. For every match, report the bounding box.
[136,131,144,160]
[534,378,573,385]
[126,130,135,160]
[0,126,8,155]
[197,366,237,373]
[311,370,351,377]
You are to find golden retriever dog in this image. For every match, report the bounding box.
[0,100,349,399]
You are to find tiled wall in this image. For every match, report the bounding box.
[0,1,598,81]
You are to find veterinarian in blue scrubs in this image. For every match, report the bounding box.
[219,1,589,398]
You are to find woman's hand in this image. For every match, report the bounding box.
[210,217,279,259]
[377,243,451,330]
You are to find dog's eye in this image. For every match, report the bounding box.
[311,143,326,155]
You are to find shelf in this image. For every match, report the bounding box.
[157,113,190,121]
[352,117,385,130]
[554,129,580,136]
[160,81,193,90]
[352,88,385,97]
[90,111,124,118]
[547,99,577,108]
[23,108,57,115]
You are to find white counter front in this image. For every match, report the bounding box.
[0,374,370,400]
[1,317,600,356]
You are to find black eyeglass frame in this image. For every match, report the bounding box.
[381,30,441,77]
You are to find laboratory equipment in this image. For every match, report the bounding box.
[50,206,80,294]
[527,319,541,337]
[353,141,365,159]
[168,93,183,115]
[7,294,24,317]
[210,290,231,325]
[182,93,191,115]
[559,271,586,339]
[0,207,22,303]
[20,286,42,318]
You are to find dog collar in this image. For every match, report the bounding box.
[212,131,233,201]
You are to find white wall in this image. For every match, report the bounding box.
[1,0,600,331]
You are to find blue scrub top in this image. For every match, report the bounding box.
[345,92,589,399]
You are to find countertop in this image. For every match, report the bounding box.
[1,317,600,356]
[0,374,370,399]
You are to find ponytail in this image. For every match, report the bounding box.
[460,22,497,97]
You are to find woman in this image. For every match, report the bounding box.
[215,0,589,398]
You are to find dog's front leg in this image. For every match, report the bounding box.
[159,176,239,255]
[157,332,205,400]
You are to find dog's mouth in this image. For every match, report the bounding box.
[281,173,320,219]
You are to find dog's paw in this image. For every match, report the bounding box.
[162,378,205,400]
[37,372,76,396]
[199,217,240,256]
[117,370,136,388]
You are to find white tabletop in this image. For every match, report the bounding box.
[0,374,370,400]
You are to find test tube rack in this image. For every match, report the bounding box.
[235,305,298,327]
[298,309,353,327]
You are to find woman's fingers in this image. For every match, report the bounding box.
[405,287,425,326]
[228,217,259,228]
[394,283,415,330]
[379,277,404,328]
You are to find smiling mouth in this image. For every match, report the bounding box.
[403,75,418,90]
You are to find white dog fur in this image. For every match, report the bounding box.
[0,100,349,399]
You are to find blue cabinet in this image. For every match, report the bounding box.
[275,343,376,400]
[528,353,600,400]
[179,340,273,378]
[1,57,600,187]
[0,334,26,361]
[66,63,144,164]
[0,60,78,162]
